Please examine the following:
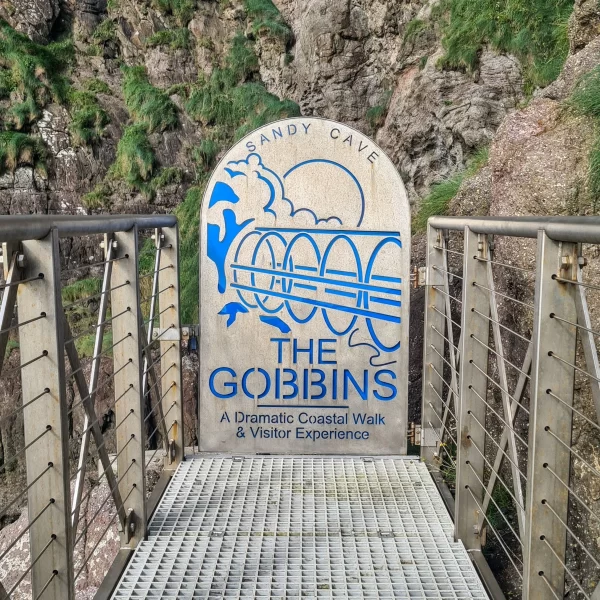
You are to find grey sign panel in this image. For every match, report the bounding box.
[199,117,411,454]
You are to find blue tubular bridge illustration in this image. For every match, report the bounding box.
[230,227,402,354]
[206,151,404,359]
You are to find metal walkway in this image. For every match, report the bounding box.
[111,456,488,599]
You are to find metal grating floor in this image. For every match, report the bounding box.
[111,456,489,599]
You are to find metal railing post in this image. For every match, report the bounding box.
[18,228,74,600]
[111,226,147,546]
[158,224,184,469]
[523,232,577,599]
[455,227,490,549]
[421,225,447,464]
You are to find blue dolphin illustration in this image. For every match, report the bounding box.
[219,302,249,327]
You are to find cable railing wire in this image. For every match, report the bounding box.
[474,256,535,274]
[68,359,133,415]
[68,333,131,380]
[0,312,46,336]
[542,500,600,571]
[552,274,600,292]
[142,304,175,327]
[428,383,457,422]
[143,343,176,376]
[33,569,59,600]
[549,350,600,385]
[433,245,464,257]
[466,486,524,580]
[466,461,523,547]
[0,273,44,290]
[544,463,600,525]
[63,280,130,311]
[2,350,48,375]
[430,305,462,331]
[61,254,128,275]
[432,286,462,304]
[540,536,591,600]
[467,414,528,481]
[468,385,529,448]
[0,387,49,425]
[550,312,600,338]
[470,334,531,379]
[470,361,531,415]
[472,282,534,310]
[429,363,459,401]
[141,325,176,352]
[64,308,130,345]
[1,425,52,472]
[139,284,175,305]
[431,325,460,354]
[546,389,600,433]
[545,426,600,479]
[73,459,136,548]
[144,384,176,425]
[432,265,463,280]
[467,436,526,512]
[0,462,53,520]
[0,499,54,566]
[6,534,55,598]
[138,264,174,281]
[75,485,136,581]
[71,435,135,517]
[427,403,458,446]
[471,308,531,344]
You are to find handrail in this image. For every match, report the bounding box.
[0,214,177,241]
[0,215,183,600]
[423,215,600,600]
[429,215,600,243]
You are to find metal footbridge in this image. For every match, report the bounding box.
[1,214,600,600]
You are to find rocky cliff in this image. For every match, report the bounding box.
[1,0,600,596]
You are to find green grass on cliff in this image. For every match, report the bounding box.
[122,66,179,133]
[0,20,73,129]
[0,131,47,175]
[244,0,291,40]
[437,0,573,91]
[147,28,191,50]
[152,0,195,26]
[110,124,156,193]
[186,34,299,138]
[68,89,110,146]
[570,66,600,204]
[413,146,489,232]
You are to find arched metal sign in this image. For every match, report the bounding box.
[199,117,410,454]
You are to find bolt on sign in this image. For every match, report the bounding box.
[199,118,410,454]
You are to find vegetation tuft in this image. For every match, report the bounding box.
[0,131,46,175]
[109,124,155,193]
[152,0,195,26]
[244,0,291,40]
[366,90,392,130]
[147,28,191,50]
[122,66,178,133]
[436,0,573,91]
[0,19,73,129]
[570,66,600,207]
[186,34,299,138]
[68,89,110,146]
[413,146,489,232]
[82,182,112,210]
